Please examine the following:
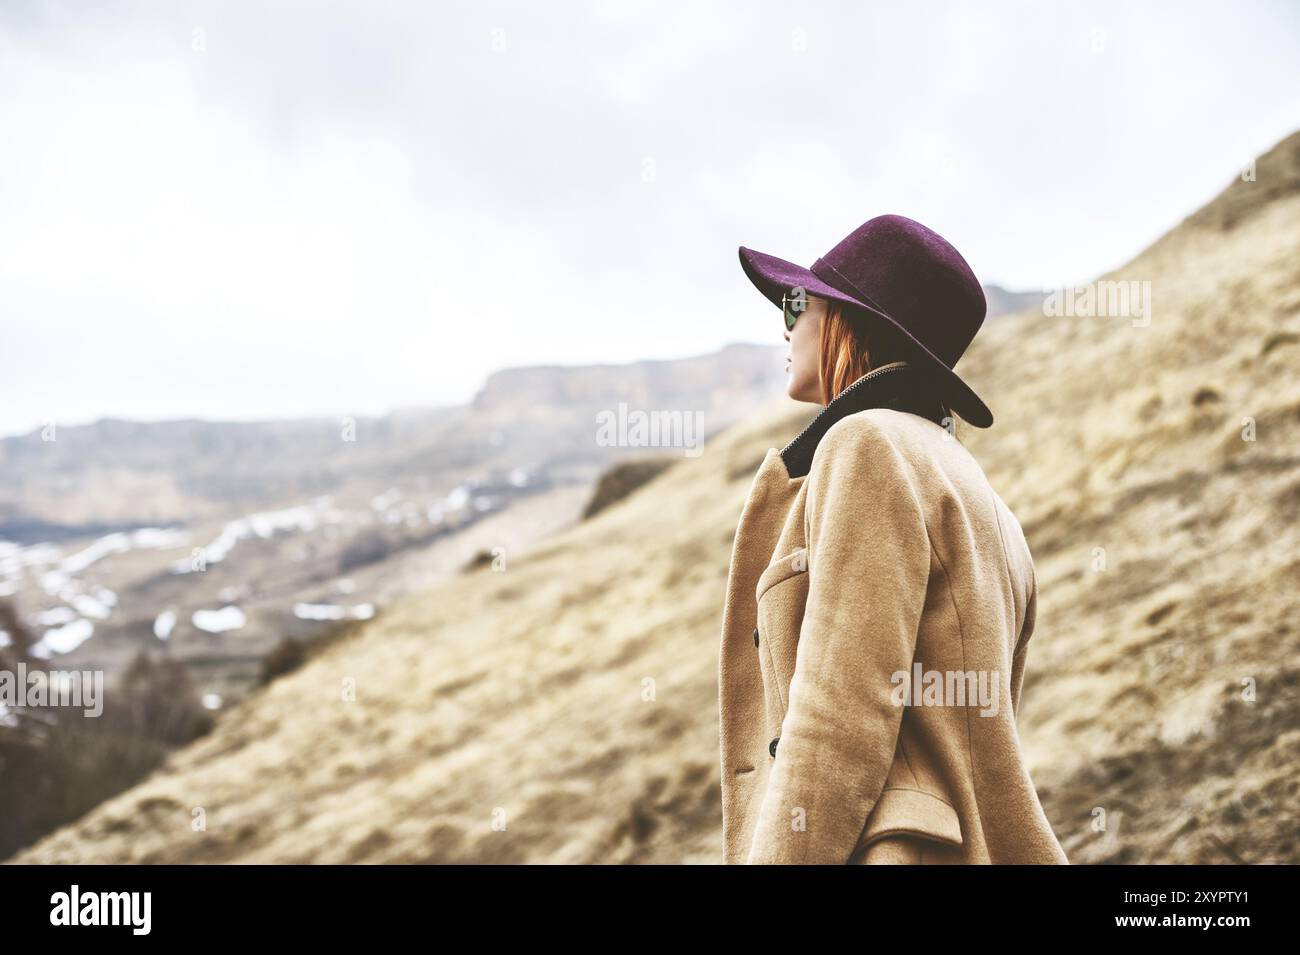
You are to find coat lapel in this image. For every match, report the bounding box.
[779,360,950,479]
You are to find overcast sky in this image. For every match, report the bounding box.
[2,0,1298,437]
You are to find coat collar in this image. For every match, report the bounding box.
[779,360,950,479]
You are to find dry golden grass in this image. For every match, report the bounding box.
[10,132,1299,864]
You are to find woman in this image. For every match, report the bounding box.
[718,214,1069,864]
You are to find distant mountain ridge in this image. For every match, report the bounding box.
[0,343,785,541]
[471,342,782,415]
[982,283,1044,319]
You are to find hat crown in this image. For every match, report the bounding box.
[815,214,986,368]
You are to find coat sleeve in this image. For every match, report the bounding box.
[746,416,931,864]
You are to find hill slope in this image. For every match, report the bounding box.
[10,131,1300,864]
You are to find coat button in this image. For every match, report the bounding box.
[769,736,780,757]
[753,626,760,646]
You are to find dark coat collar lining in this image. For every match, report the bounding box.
[779,360,950,479]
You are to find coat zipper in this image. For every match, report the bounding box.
[779,360,911,458]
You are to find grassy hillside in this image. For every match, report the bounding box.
[10,130,1299,864]
[953,130,1300,863]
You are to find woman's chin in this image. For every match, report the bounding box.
[785,374,824,405]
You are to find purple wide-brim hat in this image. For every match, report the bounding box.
[739,213,994,428]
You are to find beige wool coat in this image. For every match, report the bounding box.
[718,360,1069,864]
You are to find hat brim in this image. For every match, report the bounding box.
[739,245,994,428]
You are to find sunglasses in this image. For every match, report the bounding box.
[782,290,808,331]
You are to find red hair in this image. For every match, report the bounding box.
[817,300,914,404]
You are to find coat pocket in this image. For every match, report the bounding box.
[753,548,809,715]
[755,547,808,603]
[849,786,965,864]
